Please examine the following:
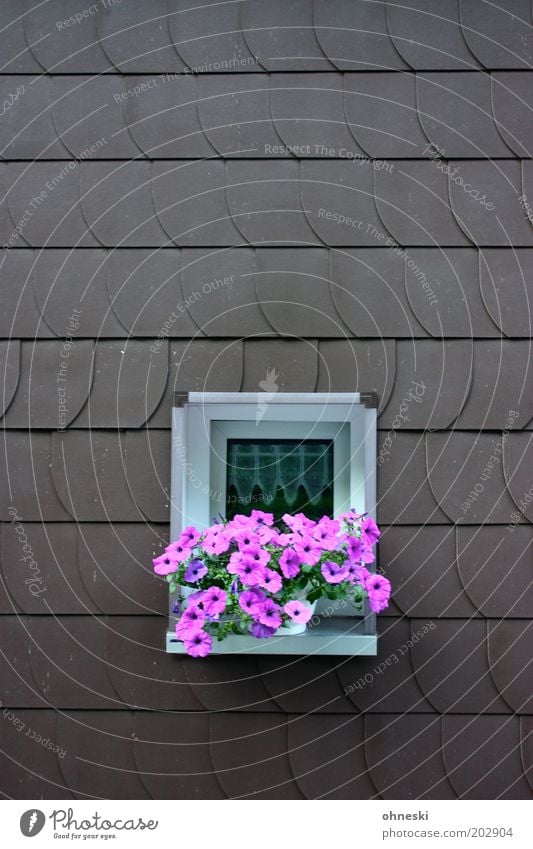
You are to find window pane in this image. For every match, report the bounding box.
[225,439,334,521]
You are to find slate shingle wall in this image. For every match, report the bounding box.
[0,1,532,800]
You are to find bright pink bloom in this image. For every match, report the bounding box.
[257,599,282,629]
[231,556,263,587]
[294,535,323,565]
[183,629,212,657]
[258,567,283,593]
[177,526,200,548]
[234,528,261,548]
[365,573,391,612]
[250,510,274,526]
[284,600,313,624]
[321,560,349,584]
[279,548,301,579]
[202,586,227,616]
[239,543,271,568]
[238,589,265,616]
[153,552,180,576]
[283,512,316,533]
[361,517,380,546]
[176,605,205,638]
[312,518,340,550]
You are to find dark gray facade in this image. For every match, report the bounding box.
[0,0,532,799]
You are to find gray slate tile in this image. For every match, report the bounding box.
[241,0,334,71]
[125,74,215,158]
[2,339,94,428]
[271,73,361,157]
[227,160,318,246]
[105,247,199,337]
[449,161,533,246]
[387,0,481,69]
[7,163,98,247]
[461,0,533,69]
[457,526,533,617]
[301,159,389,246]
[456,341,533,429]
[330,248,428,337]
[492,73,533,158]
[375,161,470,246]
[255,247,347,337]
[316,339,395,410]
[379,339,472,429]
[417,72,512,158]
[0,77,69,160]
[0,433,70,521]
[198,74,282,157]
[479,250,533,337]
[97,0,183,72]
[313,0,408,70]
[24,0,112,73]
[405,248,499,337]
[154,160,240,245]
[73,340,168,428]
[344,72,427,158]
[168,0,258,74]
[32,249,125,337]
[81,162,168,247]
[241,338,318,391]
[181,247,270,336]
[52,76,143,159]
[0,251,55,338]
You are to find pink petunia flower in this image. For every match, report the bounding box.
[153,552,180,576]
[239,543,271,568]
[233,528,261,548]
[283,512,316,533]
[229,556,263,587]
[183,629,212,657]
[179,525,200,547]
[176,605,205,638]
[257,567,283,593]
[321,560,350,584]
[238,589,266,616]
[279,548,301,579]
[361,517,380,546]
[184,558,208,583]
[312,519,340,550]
[365,573,391,613]
[250,509,274,526]
[202,586,227,617]
[294,535,323,565]
[283,600,313,624]
[257,599,282,629]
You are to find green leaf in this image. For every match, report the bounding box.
[169,582,177,594]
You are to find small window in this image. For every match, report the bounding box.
[168,391,379,655]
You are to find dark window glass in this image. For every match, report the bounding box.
[225,439,334,522]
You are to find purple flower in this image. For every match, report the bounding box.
[283,600,313,624]
[239,543,271,568]
[186,589,206,606]
[179,525,200,547]
[250,509,274,526]
[257,599,282,629]
[365,573,391,613]
[239,589,266,616]
[153,552,180,576]
[258,567,282,593]
[202,586,227,616]
[361,517,380,546]
[250,622,277,639]
[201,529,230,555]
[234,529,261,548]
[231,556,263,587]
[279,548,301,579]
[166,539,193,561]
[184,558,208,583]
[183,629,212,657]
[312,518,340,550]
[321,560,350,584]
[176,605,205,638]
[346,536,363,562]
[294,535,323,565]
[283,512,316,533]
[230,578,239,595]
